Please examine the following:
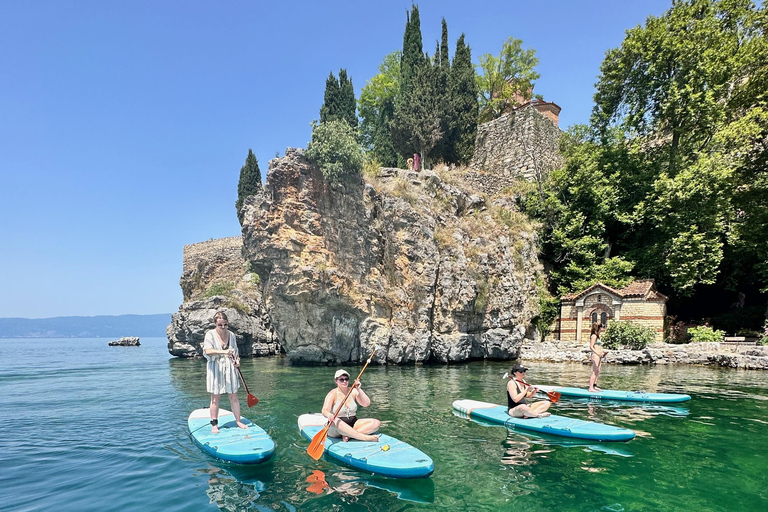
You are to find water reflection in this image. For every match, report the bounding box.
[197,463,274,511]
[303,469,435,504]
[501,432,535,466]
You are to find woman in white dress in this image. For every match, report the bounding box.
[203,311,247,433]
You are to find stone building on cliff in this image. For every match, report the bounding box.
[552,279,668,343]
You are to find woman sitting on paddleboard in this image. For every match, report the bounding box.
[507,364,551,419]
[588,323,607,392]
[321,369,380,442]
[203,311,248,433]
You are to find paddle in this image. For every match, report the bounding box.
[502,373,561,403]
[307,348,378,460]
[232,356,258,407]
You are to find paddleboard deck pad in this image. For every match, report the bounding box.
[298,413,434,478]
[188,408,275,464]
[537,386,691,403]
[453,399,635,442]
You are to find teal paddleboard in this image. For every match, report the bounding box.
[298,413,434,478]
[537,385,691,403]
[188,408,275,464]
[452,399,636,442]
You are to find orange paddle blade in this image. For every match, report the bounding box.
[547,391,561,403]
[247,393,258,407]
[307,425,330,460]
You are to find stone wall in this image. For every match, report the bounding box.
[520,339,768,369]
[470,105,563,184]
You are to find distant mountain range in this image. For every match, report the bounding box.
[0,314,172,338]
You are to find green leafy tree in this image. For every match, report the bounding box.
[475,37,540,123]
[591,0,768,295]
[359,51,401,166]
[235,149,262,225]
[306,120,364,183]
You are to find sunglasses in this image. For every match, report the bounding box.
[336,377,349,382]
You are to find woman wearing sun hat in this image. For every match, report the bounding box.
[320,369,380,442]
[506,363,551,419]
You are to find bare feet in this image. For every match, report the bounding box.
[342,436,350,443]
[537,412,551,418]
[364,434,380,442]
[212,425,220,434]
[236,421,248,429]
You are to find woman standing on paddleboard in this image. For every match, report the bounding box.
[588,323,607,392]
[203,311,248,433]
[321,369,380,442]
[507,364,551,418]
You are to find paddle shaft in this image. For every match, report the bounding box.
[232,355,258,406]
[515,378,560,403]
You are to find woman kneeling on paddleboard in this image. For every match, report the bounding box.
[203,311,248,433]
[507,364,551,419]
[321,369,380,442]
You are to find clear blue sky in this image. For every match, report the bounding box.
[0,0,672,319]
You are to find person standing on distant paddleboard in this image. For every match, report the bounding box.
[321,369,380,442]
[203,311,248,433]
[588,323,607,392]
[507,364,551,419]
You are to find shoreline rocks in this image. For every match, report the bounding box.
[519,339,768,370]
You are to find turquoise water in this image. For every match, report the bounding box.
[1,337,766,511]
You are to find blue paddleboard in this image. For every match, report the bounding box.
[298,413,434,478]
[188,408,275,464]
[537,385,691,403]
[452,399,636,442]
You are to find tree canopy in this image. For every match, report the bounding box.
[525,0,768,330]
[475,37,540,123]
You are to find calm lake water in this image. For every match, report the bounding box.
[1,337,766,511]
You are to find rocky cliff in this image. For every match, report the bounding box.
[230,148,543,364]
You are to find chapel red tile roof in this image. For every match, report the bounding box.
[562,279,667,302]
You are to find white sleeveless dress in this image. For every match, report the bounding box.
[202,330,240,394]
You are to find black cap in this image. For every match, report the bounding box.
[511,363,528,373]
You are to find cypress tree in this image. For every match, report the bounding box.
[433,18,451,163]
[338,68,358,129]
[400,5,423,97]
[448,34,478,165]
[373,96,398,167]
[236,149,262,225]
[319,72,340,124]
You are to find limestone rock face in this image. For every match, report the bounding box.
[239,148,543,364]
[166,294,280,358]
